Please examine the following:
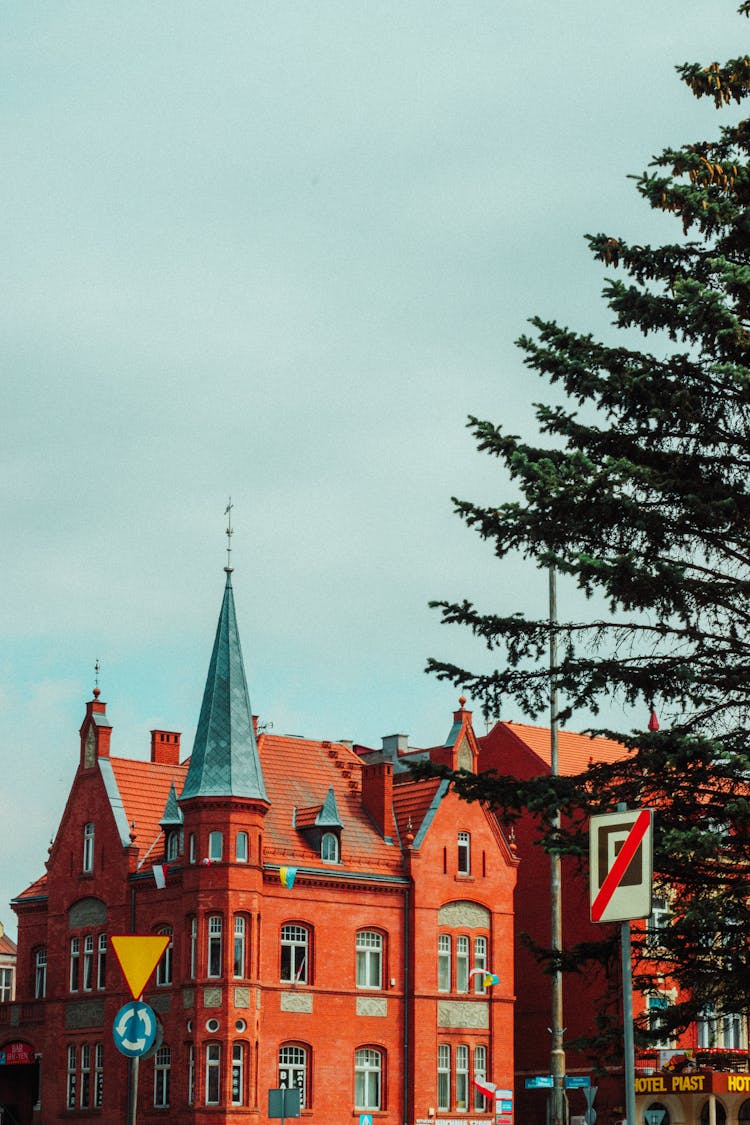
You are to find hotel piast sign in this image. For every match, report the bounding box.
[635,1072,750,1096]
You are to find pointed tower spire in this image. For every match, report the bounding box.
[181,567,268,802]
[159,781,184,829]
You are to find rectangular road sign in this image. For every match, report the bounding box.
[525,1076,554,1088]
[589,808,653,923]
[565,1077,591,1088]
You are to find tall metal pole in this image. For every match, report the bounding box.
[549,567,567,1125]
[621,921,636,1125]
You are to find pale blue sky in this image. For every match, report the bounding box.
[1,2,745,937]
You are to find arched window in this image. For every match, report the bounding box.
[279,1043,308,1107]
[208,831,223,862]
[473,936,487,993]
[355,1047,383,1111]
[456,935,470,993]
[437,1044,450,1112]
[232,1042,246,1105]
[281,924,309,983]
[83,934,94,991]
[701,1102,725,1125]
[188,915,197,979]
[321,832,339,863]
[97,934,107,990]
[70,937,80,992]
[233,916,247,979]
[83,822,95,873]
[437,934,451,992]
[356,930,383,990]
[738,1100,750,1125]
[236,831,249,862]
[166,831,180,862]
[473,1045,488,1111]
[207,916,223,978]
[205,1043,221,1106]
[455,1044,469,1110]
[156,927,173,986]
[154,1045,171,1108]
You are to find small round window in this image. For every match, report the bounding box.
[206,1017,220,1033]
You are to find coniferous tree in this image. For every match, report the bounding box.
[422,4,750,1045]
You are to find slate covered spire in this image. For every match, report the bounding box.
[181,569,268,802]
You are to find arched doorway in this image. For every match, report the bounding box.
[700,1098,727,1125]
[0,1041,40,1125]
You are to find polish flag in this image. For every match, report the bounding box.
[152,864,167,889]
[473,1077,497,1099]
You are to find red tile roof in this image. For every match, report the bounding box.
[495,721,627,773]
[392,775,443,844]
[109,756,189,866]
[0,930,17,955]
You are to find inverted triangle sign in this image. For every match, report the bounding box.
[111,935,170,999]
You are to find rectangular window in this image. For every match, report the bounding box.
[83,822,95,873]
[457,831,470,874]
[438,935,451,993]
[0,967,12,1002]
[474,1045,487,1111]
[206,1043,221,1106]
[233,916,246,979]
[80,1043,91,1108]
[456,936,470,993]
[437,1044,450,1112]
[156,929,173,986]
[70,937,80,992]
[97,934,107,990]
[188,1043,195,1105]
[189,833,196,863]
[473,936,487,993]
[208,917,222,979]
[94,1042,104,1108]
[83,934,94,991]
[35,949,47,998]
[456,1044,469,1110]
[281,925,308,983]
[67,1045,77,1109]
[154,1046,171,1107]
[208,831,223,862]
[232,1043,245,1105]
[236,831,248,862]
[647,994,671,1048]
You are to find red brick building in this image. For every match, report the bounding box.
[0,568,517,1124]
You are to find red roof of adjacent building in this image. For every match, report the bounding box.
[489,720,627,773]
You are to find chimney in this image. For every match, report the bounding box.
[361,759,395,840]
[150,730,181,766]
[381,733,409,760]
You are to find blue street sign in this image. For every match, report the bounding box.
[360,1116,374,1125]
[112,1000,157,1058]
[525,1076,554,1088]
[565,1077,592,1088]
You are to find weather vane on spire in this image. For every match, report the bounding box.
[225,498,234,572]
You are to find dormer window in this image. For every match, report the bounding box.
[321,832,339,863]
[166,830,181,862]
[83,822,95,874]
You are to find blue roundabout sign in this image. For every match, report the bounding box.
[113,1000,158,1058]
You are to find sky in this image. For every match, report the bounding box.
[1,1,746,940]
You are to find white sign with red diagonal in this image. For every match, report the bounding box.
[589,808,654,923]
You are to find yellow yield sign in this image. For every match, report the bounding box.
[111,935,170,1000]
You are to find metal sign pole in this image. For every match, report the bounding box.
[621,920,635,1125]
[127,1055,139,1125]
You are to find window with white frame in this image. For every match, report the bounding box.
[647,994,672,1048]
[321,832,339,863]
[355,1047,383,1111]
[456,935,470,993]
[70,937,80,992]
[94,1041,104,1108]
[437,1044,450,1111]
[438,934,451,993]
[205,1043,221,1106]
[154,1045,171,1107]
[188,1043,195,1105]
[279,1044,308,1107]
[232,1042,246,1105]
[698,1007,716,1049]
[67,1044,77,1108]
[97,934,107,990]
[236,831,248,862]
[233,916,247,979]
[156,927,173,986]
[208,831,223,862]
[189,833,196,863]
[35,948,47,998]
[647,896,670,950]
[456,1044,469,1110]
[281,924,309,983]
[457,831,471,874]
[356,931,383,990]
[723,1012,746,1049]
[189,916,197,980]
[83,822,95,873]
[0,967,13,1002]
[166,831,180,862]
[80,1043,91,1107]
[208,916,223,979]
[473,936,487,993]
[83,934,94,991]
[474,1045,487,1111]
